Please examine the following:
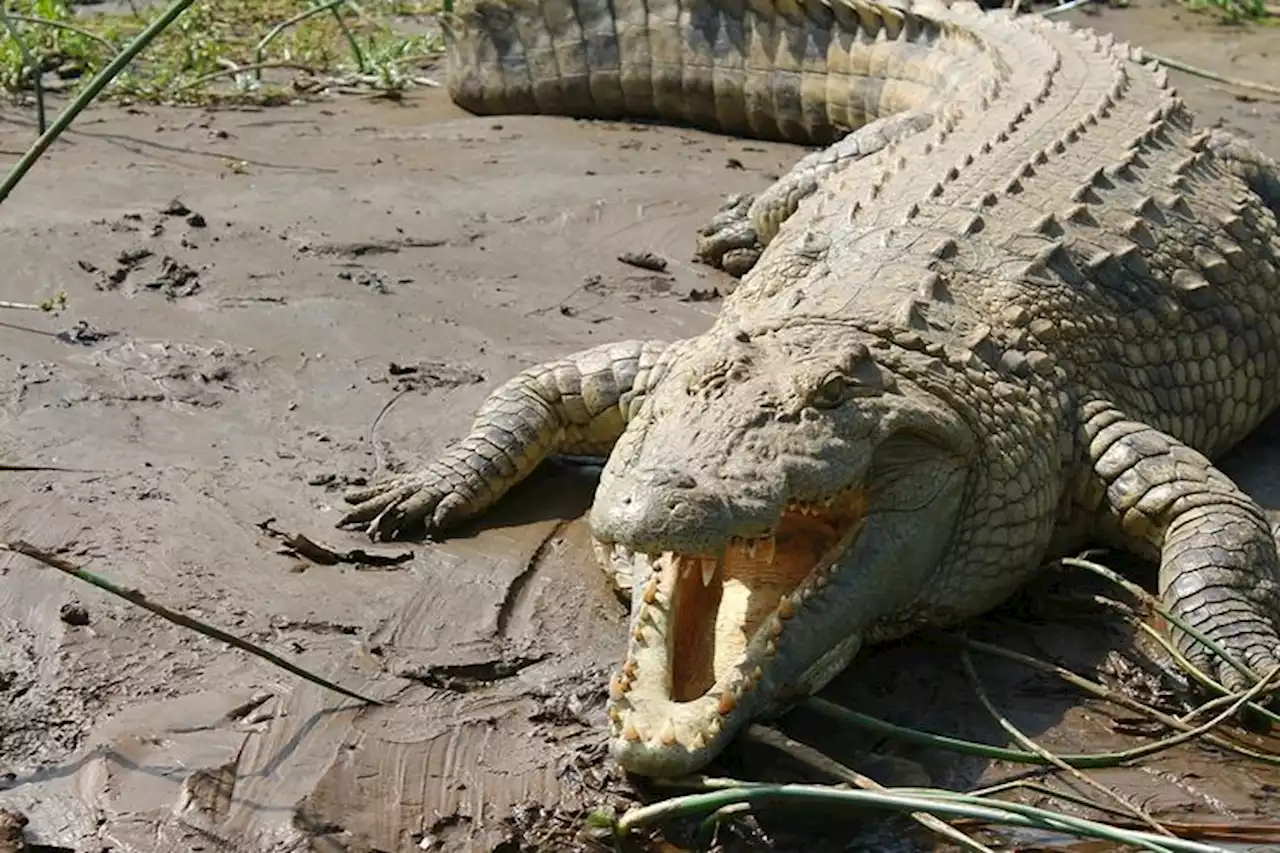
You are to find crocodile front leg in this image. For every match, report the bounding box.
[341,339,671,540]
[695,110,936,277]
[1080,404,1280,691]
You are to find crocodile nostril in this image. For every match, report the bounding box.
[672,473,697,490]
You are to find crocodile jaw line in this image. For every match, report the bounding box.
[603,487,868,777]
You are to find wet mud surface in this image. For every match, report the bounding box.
[0,1,1278,850]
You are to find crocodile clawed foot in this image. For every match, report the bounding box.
[1181,622,1280,698]
[339,472,464,541]
[695,193,763,277]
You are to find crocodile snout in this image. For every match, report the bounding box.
[591,466,734,554]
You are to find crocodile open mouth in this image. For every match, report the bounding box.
[663,486,869,703]
[607,484,869,736]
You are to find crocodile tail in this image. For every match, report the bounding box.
[440,0,958,145]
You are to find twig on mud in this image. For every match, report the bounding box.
[971,777,1135,819]
[806,655,1280,770]
[0,461,96,472]
[176,61,324,91]
[744,725,997,853]
[362,387,411,481]
[1040,0,1096,14]
[254,0,366,80]
[1139,51,1280,99]
[959,642,1176,839]
[966,779,1280,843]
[0,292,67,312]
[616,783,1227,852]
[1030,3,1279,98]
[0,0,199,206]
[802,696,1135,768]
[0,539,384,706]
[959,635,1280,767]
[255,517,413,568]
[0,3,46,133]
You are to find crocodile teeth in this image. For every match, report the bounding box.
[700,558,718,587]
[642,577,659,604]
[689,730,707,751]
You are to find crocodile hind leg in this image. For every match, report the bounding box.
[1080,405,1280,691]
[340,339,671,540]
[695,109,936,277]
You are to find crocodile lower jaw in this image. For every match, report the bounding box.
[603,487,868,774]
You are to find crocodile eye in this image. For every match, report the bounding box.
[811,373,849,409]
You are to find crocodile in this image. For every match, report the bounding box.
[337,0,1280,777]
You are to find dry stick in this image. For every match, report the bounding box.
[1,539,383,706]
[1141,51,1280,98]
[958,643,1176,839]
[364,388,411,482]
[1,293,67,313]
[0,462,97,472]
[744,725,997,853]
[1176,688,1272,725]
[619,784,1221,852]
[176,61,325,91]
[964,780,1280,843]
[807,677,1270,771]
[1040,0,1094,14]
[1032,0,1280,98]
[959,636,1280,766]
[970,778,1140,821]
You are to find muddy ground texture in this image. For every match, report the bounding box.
[1,2,1279,852]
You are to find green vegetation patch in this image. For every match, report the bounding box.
[1,0,444,104]
[1180,0,1274,22]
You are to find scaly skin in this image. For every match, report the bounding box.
[339,0,1280,777]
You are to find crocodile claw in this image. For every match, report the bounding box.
[1185,620,1280,696]
[339,472,467,540]
[695,193,763,277]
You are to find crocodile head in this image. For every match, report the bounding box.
[589,321,975,776]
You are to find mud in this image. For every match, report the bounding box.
[0,2,1278,851]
